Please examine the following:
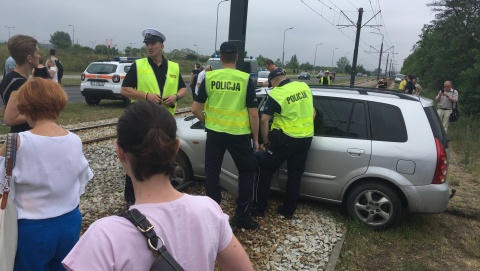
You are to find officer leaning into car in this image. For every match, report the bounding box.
[253,68,314,220]
[191,41,260,230]
[120,28,187,208]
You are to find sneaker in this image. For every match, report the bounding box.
[277,205,293,220]
[230,215,259,230]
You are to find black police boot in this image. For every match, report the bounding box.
[277,205,294,220]
[250,207,265,217]
[230,215,259,230]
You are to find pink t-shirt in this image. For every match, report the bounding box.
[62,194,233,271]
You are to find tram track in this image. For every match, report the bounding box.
[0,108,193,145]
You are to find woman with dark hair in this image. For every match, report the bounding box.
[33,57,51,79]
[0,78,93,270]
[63,101,253,271]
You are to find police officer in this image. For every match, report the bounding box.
[120,28,187,207]
[254,68,314,219]
[319,70,331,85]
[191,41,259,230]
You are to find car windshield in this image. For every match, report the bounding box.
[300,72,308,76]
[395,74,405,78]
[259,71,269,78]
[86,64,117,74]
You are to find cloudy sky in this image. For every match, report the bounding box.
[2,0,437,72]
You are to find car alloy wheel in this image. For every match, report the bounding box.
[346,182,402,230]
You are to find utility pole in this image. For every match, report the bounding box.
[228,0,249,72]
[337,8,382,87]
[384,53,389,78]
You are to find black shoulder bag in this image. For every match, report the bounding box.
[449,90,459,122]
[119,208,185,271]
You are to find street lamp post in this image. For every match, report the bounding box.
[282,27,294,67]
[4,26,14,39]
[129,42,135,48]
[313,43,324,73]
[194,44,199,62]
[215,0,230,54]
[331,47,339,68]
[89,40,96,49]
[68,24,75,46]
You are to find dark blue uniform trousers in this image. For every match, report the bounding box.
[205,130,257,217]
[255,136,312,215]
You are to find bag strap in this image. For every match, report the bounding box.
[120,208,161,255]
[1,133,17,210]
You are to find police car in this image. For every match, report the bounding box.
[80,57,138,105]
[206,56,259,86]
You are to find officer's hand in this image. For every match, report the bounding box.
[163,95,176,106]
[146,93,162,104]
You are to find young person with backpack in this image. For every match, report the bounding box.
[49,49,63,83]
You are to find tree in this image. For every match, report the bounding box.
[285,54,299,69]
[49,31,72,49]
[256,55,266,67]
[336,57,350,73]
[401,0,480,116]
[274,58,282,67]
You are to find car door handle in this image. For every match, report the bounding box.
[347,148,365,156]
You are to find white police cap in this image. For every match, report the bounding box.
[142,28,166,43]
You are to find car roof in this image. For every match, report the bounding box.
[260,85,434,107]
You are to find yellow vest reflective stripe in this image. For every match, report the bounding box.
[204,69,251,135]
[135,58,179,115]
[269,81,314,138]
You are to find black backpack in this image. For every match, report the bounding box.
[190,73,198,89]
[54,59,63,79]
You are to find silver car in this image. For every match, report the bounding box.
[175,86,452,230]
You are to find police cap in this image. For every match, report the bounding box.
[268,68,286,81]
[142,28,166,43]
[219,41,238,54]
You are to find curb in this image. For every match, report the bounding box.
[325,228,347,271]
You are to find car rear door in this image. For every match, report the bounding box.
[275,96,372,201]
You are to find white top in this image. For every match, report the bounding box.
[63,194,233,271]
[50,66,58,82]
[0,131,93,219]
[195,70,206,95]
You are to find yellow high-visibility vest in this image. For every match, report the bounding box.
[204,69,251,135]
[136,58,179,115]
[269,81,314,138]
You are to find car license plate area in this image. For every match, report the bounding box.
[91,81,105,86]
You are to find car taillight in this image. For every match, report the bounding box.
[112,74,120,83]
[432,138,447,184]
[81,73,85,81]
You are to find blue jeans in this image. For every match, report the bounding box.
[14,207,82,271]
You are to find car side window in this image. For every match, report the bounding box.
[313,97,368,139]
[368,102,407,142]
[124,66,131,73]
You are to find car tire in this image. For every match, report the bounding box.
[346,182,403,231]
[85,96,101,105]
[171,150,194,191]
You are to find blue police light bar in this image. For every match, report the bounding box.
[114,56,139,61]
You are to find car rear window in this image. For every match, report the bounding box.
[424,106,448,148]
[124,65,131,73]
[369,102,407,142]
[86,64,118,74]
